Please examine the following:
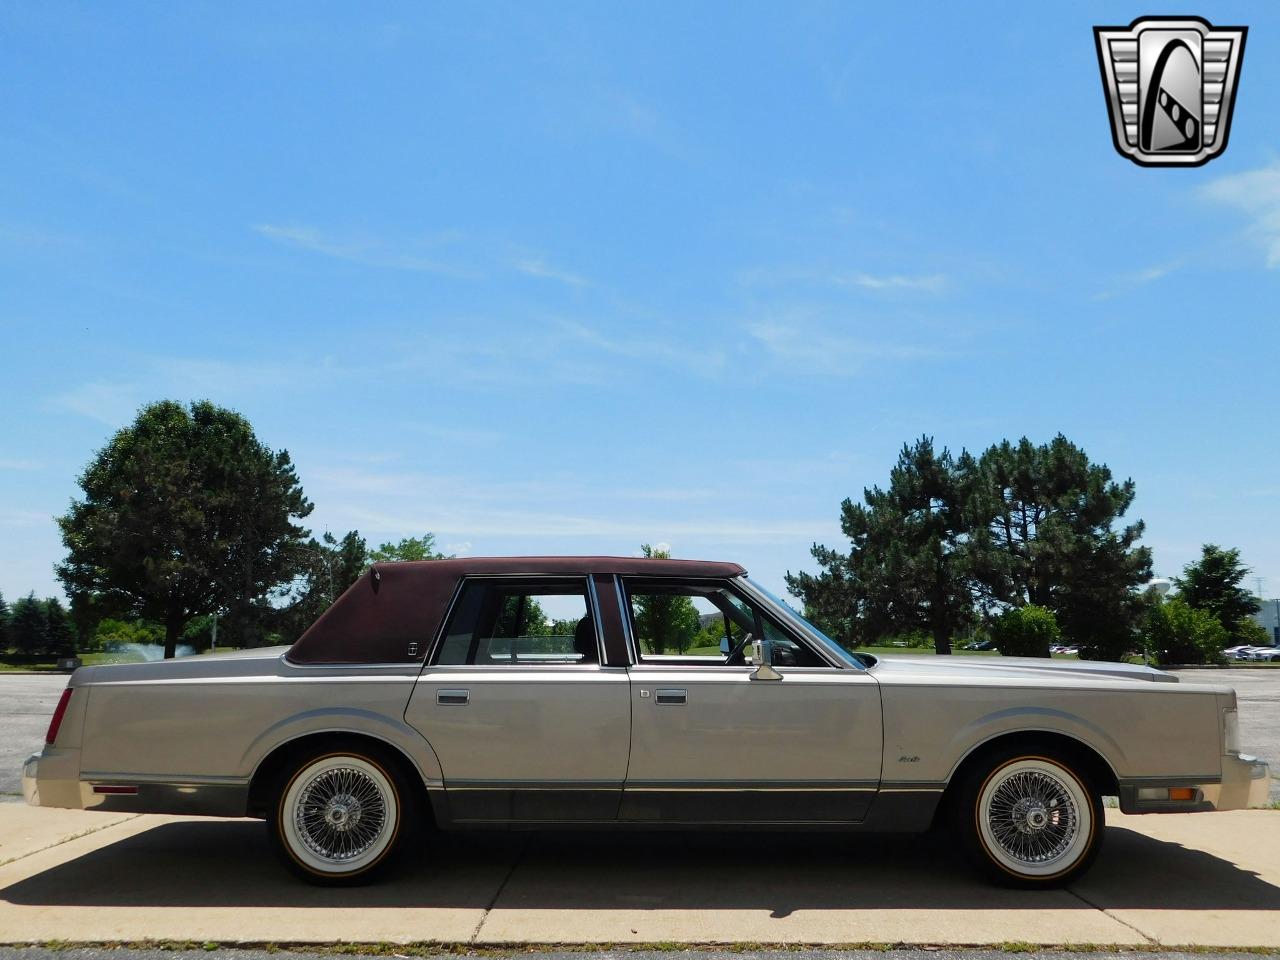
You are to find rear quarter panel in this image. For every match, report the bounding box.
[77,653,443,787]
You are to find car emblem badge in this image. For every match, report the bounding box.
[1094,16,1246,166]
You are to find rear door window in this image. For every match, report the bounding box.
[433,578,598,666]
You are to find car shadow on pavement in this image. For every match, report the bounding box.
[1,820,1277,911]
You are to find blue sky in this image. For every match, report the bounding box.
[2,2,1278,608]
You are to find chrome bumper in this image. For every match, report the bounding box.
[24,752,80,814]
[1119,754,1272,814]
[22,750,86,809]
[1204,754,1272,811]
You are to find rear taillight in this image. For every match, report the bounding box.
[45,688,73,745]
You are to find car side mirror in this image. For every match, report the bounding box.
[749,638,783,681]
[719,636,731,656]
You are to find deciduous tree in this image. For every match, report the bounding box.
[989,604,1059,658]
[371,534,449,563]
[1143,596,1228,666]
[57,400,314,658]
[633,544,700,654]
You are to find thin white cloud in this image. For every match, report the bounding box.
[513,256,589,288]
[253,223,478,277]
[50,381,144,428]
[748,321,938,374]
[305,467,836,545]
[1201,161,1280,267]
[1093,261,1180,301]
[255,224,590,287]
[835,272,946,292]
[0,509,50,528]
[737,266,947,294]
[0,458,41,471]
[340,503,831,544]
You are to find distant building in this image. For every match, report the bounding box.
[1252,599,1280,645]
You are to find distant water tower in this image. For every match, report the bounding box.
[1146,577,1172,597]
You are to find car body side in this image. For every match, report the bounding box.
[24,559,1271,829]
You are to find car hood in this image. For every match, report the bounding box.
[866,653,1178,684]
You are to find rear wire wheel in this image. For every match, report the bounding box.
[956,750,1104,887]
[268,745,413,885]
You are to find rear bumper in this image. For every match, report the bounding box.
[1119,754,1271,813]
[23,750,85,809]
[24,750,249,816]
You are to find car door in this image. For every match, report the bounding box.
[618,576,882,823]
[405,575,630,823]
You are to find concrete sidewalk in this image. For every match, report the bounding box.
[0,804,1276,948]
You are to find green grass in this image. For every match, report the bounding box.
[0,650,152,672]
[0,648,244,672]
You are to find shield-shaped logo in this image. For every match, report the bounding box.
[1094,16,1246,167]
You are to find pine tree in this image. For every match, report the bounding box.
[0,590,10,652]
[788,438,974,655]
[11,593,49,655]
[1175,545,1260,643]
[44,598,77,655]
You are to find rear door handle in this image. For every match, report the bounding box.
[655,688,687,705]
[437,689,469,705]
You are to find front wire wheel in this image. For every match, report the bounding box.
[272,751,406,884]
[961,752,1103,887]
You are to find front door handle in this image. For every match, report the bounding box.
[437,689,469,705]
[655,688,687,705]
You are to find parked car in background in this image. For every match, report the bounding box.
[23,556,1271,889]
[1229,646,1279,661]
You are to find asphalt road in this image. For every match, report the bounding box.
[3,667,1277,800]
[0,675,62,798]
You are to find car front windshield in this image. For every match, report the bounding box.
[742,577,862,668]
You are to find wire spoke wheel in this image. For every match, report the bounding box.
[975,756,1095,881]
[279,753,400,878]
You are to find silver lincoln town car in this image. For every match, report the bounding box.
[24,556,1271,887]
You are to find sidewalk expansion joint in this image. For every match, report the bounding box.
[1066,884,1158,945]
[0,814,142,868]
[468,834,530,944]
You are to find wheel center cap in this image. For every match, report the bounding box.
[325,795,362,829]
[1024,803,1049,831]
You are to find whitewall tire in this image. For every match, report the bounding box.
[270,748,409,884]
[958,750,1104,887]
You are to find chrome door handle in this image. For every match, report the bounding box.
[437,689,469,705]
[655,688,687,705]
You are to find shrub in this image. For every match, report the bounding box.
[990,604,1060,658]
[1144,597,1228,666]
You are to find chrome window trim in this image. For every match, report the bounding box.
[424,572,606,669]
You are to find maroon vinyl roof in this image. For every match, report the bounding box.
[286,555,747,665]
